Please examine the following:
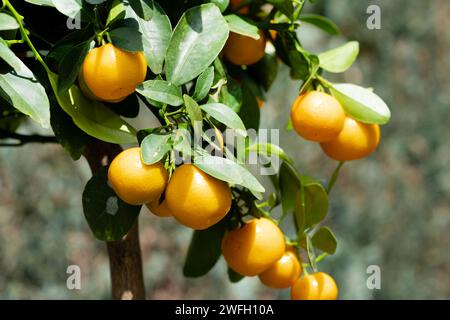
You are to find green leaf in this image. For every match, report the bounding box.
[246,143,292,164]
[106,0,126,26]
[301,177,328,228]
[225,14,260,40]
[249,52,279,91]
[267,0,294,19]
[141,133,171,164]
[306,235,317,272]
[82,167,141,241]
[195,155,265,194]
[50,96,89,160]
[200,103,246,136]
[109,18,143,52]
[219,78,242,113]
[165,3,229,86]
[128,0,154,21]
[311,227,337,254]
[0,39,50,128]
[57,40,91,94]
[183,216,228,277]
[184,94,203,138]
[25,0,54,6]
[192,66,214,101]
[48,73,137,144]
[0,13,19,31]
[52,0,82,18]
[319,41,359,73]
[299,14,340,36]
[330,83,391,124]
[228,267,245,283]
[137,80,183,106]
[136,2,172,74]
[238,78,260,130]
[278,161,300,220]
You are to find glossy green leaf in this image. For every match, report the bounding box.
[267,0,294,19]
[106,0,126,26]
[136,2,172,74]
[48,73,137,144]
[200,103,246,136]
[299,14,340,35]
[195,155,265,194]
[57,40,91,94]
[225,14,260,40]
[0,39,50,128]
[306,235,317,272]
[25,0,54,6]
[184,94,203,138]
[278,161,301,220]
[249,52,279,91]
[109,18,143,52]
[330,83,391,124]
[128,0,154,21]
[183,216,228,277]
[82,167,141,241]
[137,80,183,106]
[141,133,172,164]
[238,78,260,130]
[319,41,359,73]
[0,13,19,31]
[311,227,337,254]
[165,4,229,86]
[52,0,82,18]
[302,177,329,227]
[192,66,214,101]
[246,143,292,164]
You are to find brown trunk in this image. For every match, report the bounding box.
[83,140,146,300]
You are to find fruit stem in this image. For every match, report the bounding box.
[327,161,345,194]
[4,0,51,74]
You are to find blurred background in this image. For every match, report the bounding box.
[0,0,449,299]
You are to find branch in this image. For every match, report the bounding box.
[0,129,58,146]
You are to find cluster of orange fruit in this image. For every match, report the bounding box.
[108,147,232,230]
[291,91,380,161]
[222,217,338,299]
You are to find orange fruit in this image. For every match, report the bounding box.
[290,91,346,142]
[259,251,302,288]
[320,117,381,161]
[165,164,232,230]
[291,272,338,300]
[81,43,147,102]
[223,31,266,66]
[222,218,285,276]
[108,147,168,205]
[146,199,172,218]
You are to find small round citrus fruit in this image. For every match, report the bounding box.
[108,148,168,205]
[291,272,338,300]
[165,164,232,230]
[223,31,266,66]
[320,117,381,161]
[290,91,346,142]
[81,43,147,102]
[222,218,285,276]
[146,199,172,218]
[259,251,302,288]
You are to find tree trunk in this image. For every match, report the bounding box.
[83,140,146,300]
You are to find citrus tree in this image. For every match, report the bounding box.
[0,0,391,300]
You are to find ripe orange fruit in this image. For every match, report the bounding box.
[320,117,381,161]
[223,31,266,66]
[259,251,302,289]
[80,43,147,103]
[291,272,338,300]
[165,164,232,230]
[222,218,285,276]
[108,147,168,205]
[146,199,172,218]
[290,91,346,142]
